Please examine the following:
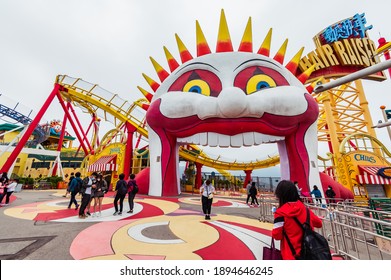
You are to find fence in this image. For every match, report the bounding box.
[259,195,391,260]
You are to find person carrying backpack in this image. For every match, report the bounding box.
[126,173,138,213]
[272,180,323,260]
[113,173,128,216]
[67,172,82,210]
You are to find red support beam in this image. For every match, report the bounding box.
[123,122,137,178]
[0,84,61,173]
[68,103,93,153]
[56,92,89,155]
[243,170,253,189]
[51,102,69,176]
[195,162,203,189]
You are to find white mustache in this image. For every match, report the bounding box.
[158,86,309,120]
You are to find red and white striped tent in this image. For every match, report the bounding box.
[87,155,117,172]
[356,165,391,185]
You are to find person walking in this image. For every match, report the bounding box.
[126,174,137,214]
[249,182,259,207]
[325,185,336,205]
[310,185,322,205]
[92,174,107,217]
[246,181,252,205]
[68,172,81,210]
[113,173,127,216]
[79,172,97,219]
[63,172,75,197]
[0,179,18,205]
[200,179,215,220]
[272,180,322,260]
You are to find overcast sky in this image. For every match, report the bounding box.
[1,0,391,177]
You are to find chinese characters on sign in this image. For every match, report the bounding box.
[323,13,373,43]
[385,109,391,120]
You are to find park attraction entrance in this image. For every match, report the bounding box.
[0,11,390,200]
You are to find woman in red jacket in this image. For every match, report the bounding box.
[272,180,322,260]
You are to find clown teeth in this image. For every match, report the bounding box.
[208,132,219,147]
[218,133,231,147]
[243,132,254,146]
[178,132,284,147]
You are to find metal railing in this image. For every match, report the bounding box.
[259,195,391,260]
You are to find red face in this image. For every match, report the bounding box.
[146,52,319,197]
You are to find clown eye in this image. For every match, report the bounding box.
[245,74,277,95]
[183,79,211,96]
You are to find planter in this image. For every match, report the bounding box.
[185,184,193,192]
[57,181,67,189]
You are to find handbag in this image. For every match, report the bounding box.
[263,238,282,260]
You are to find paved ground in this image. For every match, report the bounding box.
[0,190,272,260]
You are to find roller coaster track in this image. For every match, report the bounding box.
[56,75,280,171]
[0,95,48,146]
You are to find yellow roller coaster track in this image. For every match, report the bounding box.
[56,75,280,171]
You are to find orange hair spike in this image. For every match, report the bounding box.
[216,9,233,52]
[273,39,288,64]
[150,57,170,82]
[238,17,252,52]
[163,46,180,72]
[286,47,305,75]
[137,86,154,102]
[257,28,272,56]
[297,64,316,84]
[142,73,160,92]
[196,20,211,56]
[175,34,193,63]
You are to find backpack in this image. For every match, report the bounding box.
[73,178,82,194]
[132,183,139,194]
[117,180,128,196]
[285,208,332,260]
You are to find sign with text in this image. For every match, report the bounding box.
[298,13,385,82]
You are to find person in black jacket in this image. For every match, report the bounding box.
[249,182,259,207]
[325,185,336,205]
[113,173,127,216]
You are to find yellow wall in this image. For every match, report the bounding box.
[0,151,28,177]
[344,151,391,198]
[88,143,126,189]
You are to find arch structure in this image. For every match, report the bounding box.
[142,10,321,196]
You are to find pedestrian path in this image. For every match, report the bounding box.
[1,190,273,260]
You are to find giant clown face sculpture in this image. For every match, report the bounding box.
[143,11,321,196]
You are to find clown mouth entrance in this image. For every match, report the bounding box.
[178,132,285,148]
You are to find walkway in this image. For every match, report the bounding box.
[0,190,271,260]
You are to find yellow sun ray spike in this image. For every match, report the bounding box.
[238,17,252,52]
[273,39,288,64]
[137,86,154,102]
[135,101,150,111]
[175,34,193,63]
[216,9,233,52]
[142,73,160,92]
[257,28,272,56]
[285,47,305,75]
[196,20,211,57]
[297,64,316,84]
[306,77,324,93]
[150,57,170,82]
[163,46,180,72]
